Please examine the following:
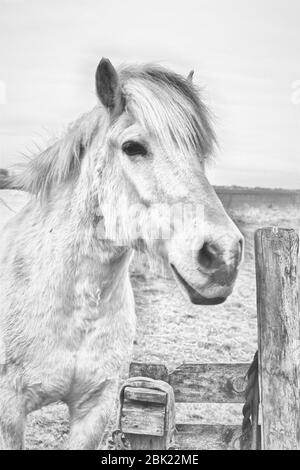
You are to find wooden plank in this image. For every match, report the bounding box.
[123,434,167,450]
[120,377,176,450]
[129,362,169,382]
[176,424,241,450]
[121,400,166,436]
[255,227,300,450]
[169,363,250,403]
[124,386,167,405]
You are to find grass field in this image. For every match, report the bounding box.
[1,192,299,449]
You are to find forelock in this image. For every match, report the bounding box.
[119,64,216,159]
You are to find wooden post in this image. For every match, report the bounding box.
[118,377,176,450]
[255,227,300,450]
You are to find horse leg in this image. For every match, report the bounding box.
[0,378,26,449]
[67,378,117,450]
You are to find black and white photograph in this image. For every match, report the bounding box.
[0,0,299,452]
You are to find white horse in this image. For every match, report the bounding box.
[0,59,243,449]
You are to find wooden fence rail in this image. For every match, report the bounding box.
[129,362,250,403]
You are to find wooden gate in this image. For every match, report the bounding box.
[116,228,300,450]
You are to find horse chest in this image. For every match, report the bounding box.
[67,284,136,377]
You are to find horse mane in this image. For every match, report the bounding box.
[6,63,216,197]
[120,64,216,157]
[7,107,103,197]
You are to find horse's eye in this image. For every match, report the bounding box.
[122,141,147,157]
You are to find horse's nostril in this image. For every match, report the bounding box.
[198,238,243,273]
[198,242,218,271]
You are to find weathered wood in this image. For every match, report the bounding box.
[169,363,249,403]
[129,362,169,382]
[121,400,166,436]
[124,386,167,405]
[122,434,166,450]
[255,227,300,450]
[129,362,250,403]
[119,378,176,450]
[250,368,261,451]
[176,424,242,450]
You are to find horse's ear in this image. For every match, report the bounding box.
[187,70,194,82]
[95,58,124,115]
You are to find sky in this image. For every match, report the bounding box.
[0,0,299,188]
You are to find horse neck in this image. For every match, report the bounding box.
[38,182,133,310]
